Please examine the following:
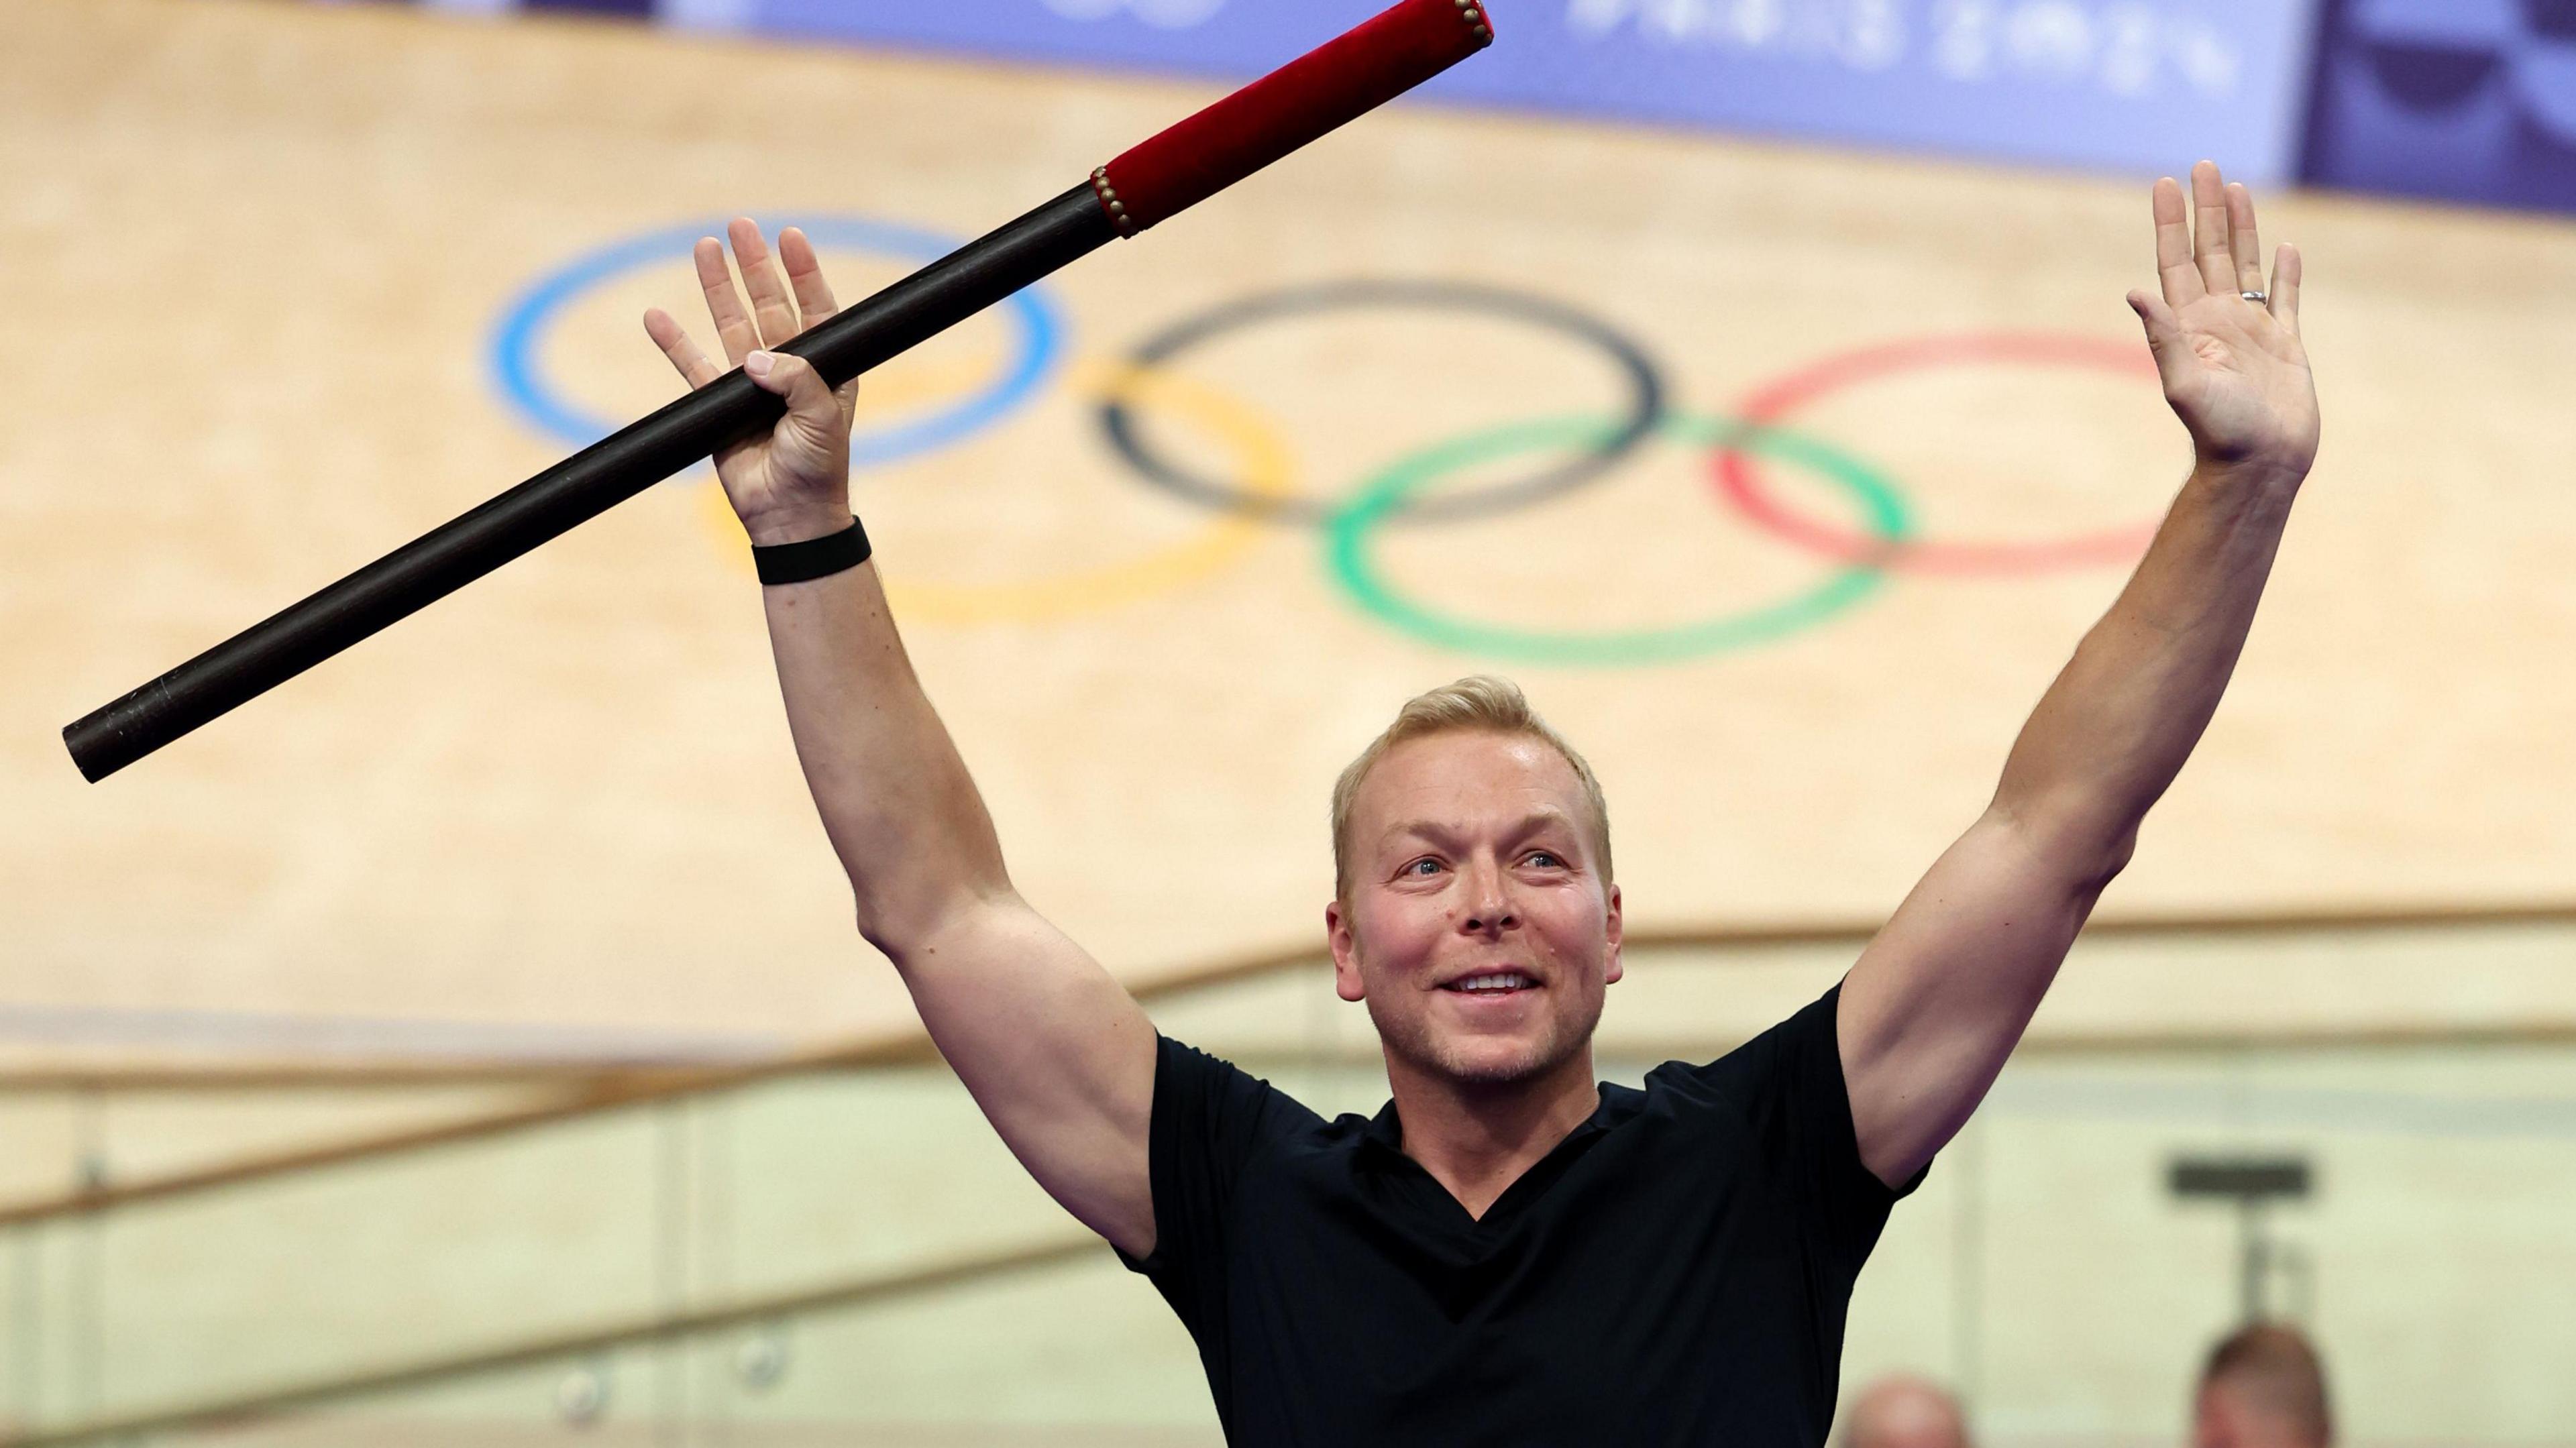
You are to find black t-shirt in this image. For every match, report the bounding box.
[1116,985,1917,1447]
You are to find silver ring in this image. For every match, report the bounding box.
[2241,290,2269,304]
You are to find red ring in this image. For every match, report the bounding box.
[1711,333,2166,576]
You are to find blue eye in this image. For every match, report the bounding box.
[1405,858,1444,877]
[1526,851,1562,869]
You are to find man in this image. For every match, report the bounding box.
[2195,1323,2334,1448]
[1843,1376,1974,1448]
[641,160,2318,1443]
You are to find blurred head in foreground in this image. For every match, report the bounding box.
[1843,1374,1972,1448]
[2195,1322,2332,1448]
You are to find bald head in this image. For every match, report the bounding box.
[1845,1375,1971,1448]
[2195,1323,2332,1448]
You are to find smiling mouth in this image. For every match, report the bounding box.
[1442,971,1537,997]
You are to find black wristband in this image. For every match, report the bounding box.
[751,518,871,586]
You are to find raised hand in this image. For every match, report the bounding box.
[643,219,863,545]
[2127,162,2320,485]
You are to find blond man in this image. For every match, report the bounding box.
[644,161,2319,1445]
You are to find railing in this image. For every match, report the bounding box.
[8,901,2569,1233]
[1,1234,1104,1447]
[1,901,2570,1445]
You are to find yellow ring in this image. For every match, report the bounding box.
[700,358,1293,624]
[843,352,1010,423]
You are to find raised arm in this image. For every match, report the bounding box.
[1837,164,2322,1188]
[645,220,1159,1258]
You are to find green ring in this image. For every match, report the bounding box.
[1326,412,1915,667]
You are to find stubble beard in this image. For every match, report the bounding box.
[1367,987,1604,1091]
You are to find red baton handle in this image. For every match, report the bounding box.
[1092,0,1494,235]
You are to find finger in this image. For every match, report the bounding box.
[2192,160,2235,297]
[2268,243,2302,331]
[2151,177,2204,307]
[777,227,842,329]
[729,218,804,350]
[773,225,859,425]
[2226,182,2265,298]
[2127,288,2183,364]
[643,307,724,390]
[694,237,760,368]
[745,349,845,443]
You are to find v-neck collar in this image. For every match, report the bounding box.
[1358,1083,1619,1231]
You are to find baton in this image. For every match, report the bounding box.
[65,0,1495,782]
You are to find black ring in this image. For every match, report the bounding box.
[1100,279,1667,528]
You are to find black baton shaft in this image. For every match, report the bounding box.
[65,186,1116,782]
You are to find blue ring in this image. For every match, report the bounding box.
[488,215,1065,467]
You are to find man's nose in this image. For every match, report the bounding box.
[1458,862,1518,935]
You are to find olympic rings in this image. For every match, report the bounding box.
[698,359,1296,625]
[490,216,1064,467]
[1102,279,1666,528]
[1711,333,2165,576]
[492,231,2133,652]
[1328,412,1913,668]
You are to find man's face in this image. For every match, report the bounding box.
[1327,730,1622,1089]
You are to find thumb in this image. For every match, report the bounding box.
[2127,289,2182,357]
[745,350,841,431]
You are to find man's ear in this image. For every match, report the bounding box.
[1603,883,1624,986]
[1326,900,1366,1003]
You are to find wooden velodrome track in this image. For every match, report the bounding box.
[5,0,2576,1076]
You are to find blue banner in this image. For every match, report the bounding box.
[724,0,2324,182]
[2302,0,2576,212]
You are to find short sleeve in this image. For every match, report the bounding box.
[1674,984,1922,1278]
[1114,1034,1311,1338]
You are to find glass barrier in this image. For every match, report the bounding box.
[0,920,2570,1446]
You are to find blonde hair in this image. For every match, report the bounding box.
[1330,676,1612,898]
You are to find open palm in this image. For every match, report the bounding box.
[2129,163,2320,482]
